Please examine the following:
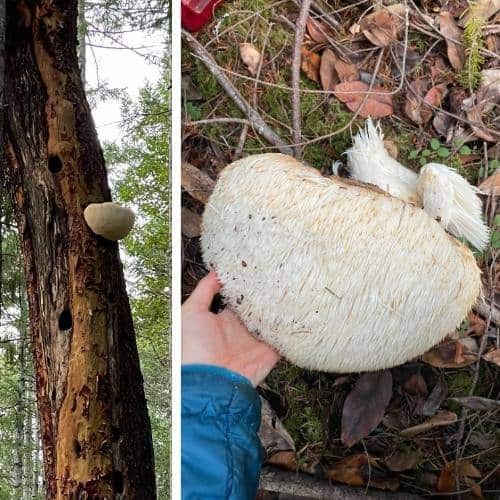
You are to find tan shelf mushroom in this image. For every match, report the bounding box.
[84,202,135,241]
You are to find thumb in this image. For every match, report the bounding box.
[185,271,221,311]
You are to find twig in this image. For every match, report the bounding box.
[182,29,293,155]
[291,0,312,159]
[186,118,252,127]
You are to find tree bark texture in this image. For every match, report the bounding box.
[3,1,156,498]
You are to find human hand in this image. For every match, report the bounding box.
[182,272,280,387]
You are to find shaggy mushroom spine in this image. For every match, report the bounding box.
[202,153,482,373]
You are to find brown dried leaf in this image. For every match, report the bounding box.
[400,410,457,438]
[478,169,500,196]
[439,12,465,70]
[334,81,393,118]
[325,454,372,486]
[483,348,500,366]
[404,78,430,124]
[404,373,428,396]
[461,0,500,25]
[450,396,500,412]
[420,84,448,124]
[341,371,392,447]
[306,17,330,43]
[360,11,399,47]
[320,49,358,91]
[266,451,297,471]
[301,47,321,82]
[319,49,339,91]
[385,451,419,472]
[422,378,448,416]
[467,312,486,335]
[181,208,201,238]
[421,339,477,368]
[259,398,295,454]
[240,43,261,76]
[383,140,398,159]
[437,466,455,493]
[181,162,215,204]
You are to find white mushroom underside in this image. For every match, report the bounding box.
[202,154,482,373]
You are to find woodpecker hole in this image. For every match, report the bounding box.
[48,155,63,173]
[74,439,82,458]
[58,309,72,330]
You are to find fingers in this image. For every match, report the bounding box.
[184,272,221,311]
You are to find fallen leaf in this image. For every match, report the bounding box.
[430,55,448,81]
[433,112,454,138]
[439,12,465,70]
[240,43,261,76]
[420,84,448,124]
[181,208,201,238]
[467,312,486,335]
[400,410,457,438]
[449,396,500,412]
[325,454,374,486]
[181,162,215,204]
[466,70,500,142]
[421,339,477,368]
[306,17,330,43]
[478,170,500,196]
[438,460,483,494]
[259,397,295,454]
[320,49,358,91]
[404,373,428,396]
[341,371,392,447]
[483,348,500,366]
[319,49,339,91]
[464,477,484,499]
[404,78,430,124]
[385,451,419,472]
[437,466,455,493]
[360,10,399,47]
[369,476,400,492]
[334,81,393,118]
[301,47,321,82]
[422,378,448,416]
[266,450,297,471]
[383,139,398,159]
[460,0,500,25]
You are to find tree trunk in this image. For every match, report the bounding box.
[3,1,156,498]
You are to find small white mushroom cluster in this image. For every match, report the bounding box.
[84,202,135,241]
[342,119,490,251]
[201,153,482,372]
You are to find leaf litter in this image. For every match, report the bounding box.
[182,0,500,496]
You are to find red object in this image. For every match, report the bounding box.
[181,0,225,32]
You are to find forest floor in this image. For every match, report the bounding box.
[181,1,499,498]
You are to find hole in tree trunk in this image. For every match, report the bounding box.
[48,155,63,173]
[112,471,124,493]
[58,309,72,330]
[74,439,82,458]
[111,426,121,441]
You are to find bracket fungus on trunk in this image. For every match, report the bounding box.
[201,154,482,373]
[84,202,135,241]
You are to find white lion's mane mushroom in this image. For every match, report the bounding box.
[83,202,135,241]
[201,153,482,373]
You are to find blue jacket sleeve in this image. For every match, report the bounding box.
[182,364,263,500]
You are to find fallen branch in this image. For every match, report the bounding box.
[182,29,293,155]
[291,0,312,159]
[259,466,422,499]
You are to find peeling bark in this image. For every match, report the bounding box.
[3,1,156,497]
